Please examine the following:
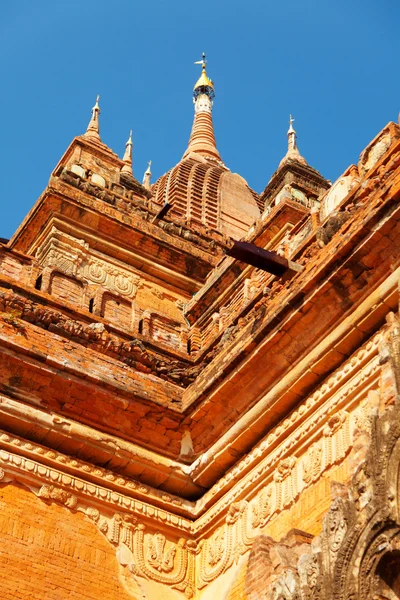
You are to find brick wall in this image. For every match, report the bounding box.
[244,535,274,600]
[150,314,181,349]
[0,483,137,600]
[225,562,248,600]
[101,294,132,330]
[0,253,25,282]
[50,273,83,308]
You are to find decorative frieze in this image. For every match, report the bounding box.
[83,256,141,298]
[37,230,142,300]
[0,443,191,529]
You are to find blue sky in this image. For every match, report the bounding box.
[0,0,399,239]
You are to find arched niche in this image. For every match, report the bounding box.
[374,549,400,598]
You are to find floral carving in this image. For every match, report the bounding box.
[208,530,225,566]
[88,261,107,283]
[147,532,176,573]
[226,501,244,525]
[114,274,134,296]
[305,554,319,589]
[275,457,297,509]
[275,457,297,482]
[252,485,274,528]
[326,497,348,568]
[323,410,350,467]
[354,397,373,432]
[323,412,346,437]
[86,507,100,521]
[302,444,322,484]
[38,484,77,508]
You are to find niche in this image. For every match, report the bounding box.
[35,274,42,290]
[374,549,400,598]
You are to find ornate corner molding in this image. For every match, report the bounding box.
[0,322,390,595]
[385,308,400,399]
[194,330,382,529]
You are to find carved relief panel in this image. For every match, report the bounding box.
[34,227,188,347]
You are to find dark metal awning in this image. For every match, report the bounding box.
[227,240,303,277]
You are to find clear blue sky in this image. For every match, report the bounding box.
[1,0,398,239]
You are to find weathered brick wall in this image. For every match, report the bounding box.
[0,252,27,283]
[244,536,274,600]
[225,562,248,600]
[150,314,182,347]
[0,483,137,600]
[101,293,132,329]
[50,273,83,307]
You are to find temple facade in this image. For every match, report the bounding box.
[1,57,400,599]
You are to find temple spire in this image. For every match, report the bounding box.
[182,53,221,162]
[143,160,152,189]
[278,114,307,168]
[121,130,133,175]
[85,95,101,141]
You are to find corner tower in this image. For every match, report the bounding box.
[260,116,330,211]
[152,54,261,238]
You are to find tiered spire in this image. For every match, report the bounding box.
[121,130,134,175]
[143,160,152,189]
[182,53,221,161]
[278,115,307,167]
[85,95,101,141]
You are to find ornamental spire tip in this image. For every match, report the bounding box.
[193,52,214,99]
[85,94,101,140]
[278,114,308,168]
[194,52,206,69]
[121,129,134,175]
[143,160,152,189]
[287,114,297,151]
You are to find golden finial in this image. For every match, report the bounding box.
[143,160,152,189]
[85,94,101,140]
[193,52,214,96]
[121,130,134,175]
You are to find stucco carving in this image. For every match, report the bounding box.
[36,228,141,300]
[385,310,400,399]
[38,484,78,508]
[258,364,400,600]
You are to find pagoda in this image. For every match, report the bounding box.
[0,57,400,599]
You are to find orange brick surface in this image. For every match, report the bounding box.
[0,483,135,600]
